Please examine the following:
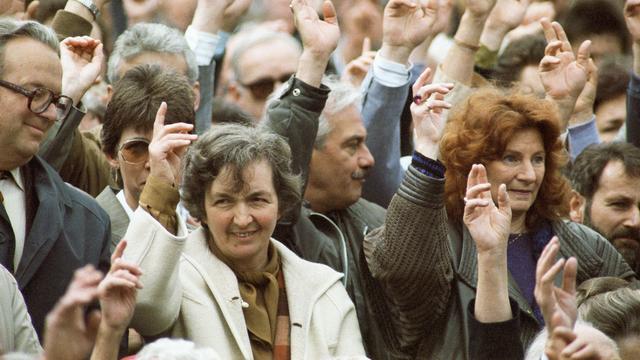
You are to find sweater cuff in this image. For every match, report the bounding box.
[139,175,179,234]
[411,151,445,179]
[467,298,524,359]
[51,10,93,41]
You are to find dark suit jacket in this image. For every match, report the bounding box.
[0,156,111,338]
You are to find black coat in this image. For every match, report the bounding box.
[0,156,111,339]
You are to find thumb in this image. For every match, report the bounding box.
[322,0,338,25]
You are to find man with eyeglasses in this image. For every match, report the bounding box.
[0,19,111,340]
[224,29,300,120]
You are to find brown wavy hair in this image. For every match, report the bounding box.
[440,87,571,229]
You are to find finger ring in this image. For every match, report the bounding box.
[413,95,422,105]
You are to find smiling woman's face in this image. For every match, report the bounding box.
[204,160,280,272]
[485,128,546,218]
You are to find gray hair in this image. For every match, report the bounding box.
[181,123,301,222]
[315,76,362,149]
[230,28,301,82]
[0,18,58,78]
[137,339,220,360]
[107,23,198,84]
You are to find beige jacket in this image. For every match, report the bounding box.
[0,265,41,355]
[123,209,365,360]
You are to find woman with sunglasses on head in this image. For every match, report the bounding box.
[98,64,196,249]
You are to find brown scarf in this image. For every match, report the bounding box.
[210,241,290,360]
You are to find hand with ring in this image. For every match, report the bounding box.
[410,66,453,159]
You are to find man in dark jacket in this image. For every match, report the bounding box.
[0,19,110,339]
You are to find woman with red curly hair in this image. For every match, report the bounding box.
[363,82,636,359]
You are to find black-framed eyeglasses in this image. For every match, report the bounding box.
[118,138,151,165]
[240,73,294,100]
[0,79,73,120]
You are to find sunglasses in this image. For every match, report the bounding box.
[240,73,294,100]
[118,138,150,165]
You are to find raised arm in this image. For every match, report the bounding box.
[361,0,441,207]
[363,74,452,354]
[263,0,338,186]
[122,103,197,336]
[187,0,252,134]
[464,165,525,358]
[441,0,496,86]
[539,20,591,134]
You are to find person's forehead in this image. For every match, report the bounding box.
[118,127,153,144]
[211,161,276,194]
[595,160,640,198]
[326,105,366,140]
[2,37,61,88]
[237,41,299,81]
[118,51,188,79]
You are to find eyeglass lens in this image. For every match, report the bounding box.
[120,140,150,164]
[246,73,294,100]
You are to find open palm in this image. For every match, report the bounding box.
[463,164,511,254]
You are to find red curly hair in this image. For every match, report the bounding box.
[440,87,571,229]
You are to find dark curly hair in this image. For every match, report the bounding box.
[181,124,301,224]
[440,87,571,229]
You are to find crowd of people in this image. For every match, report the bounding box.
[1,0,640,359]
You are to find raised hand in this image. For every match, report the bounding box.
[341,38,376,87]
[626,0,640,43]
[292,0,340,86]
[60,36,104,105]
[293,0,340,58]
[571,59,597,125]
[410,67,453,158]
[463,164,512,255]
[191,0,252,34]
[98,240,143,334]
[482,0,530,50]
[539,19,591,127]
[148,102,198,185]
[380,0,439,64]
[44,265,104,360]
[534,237,578,333]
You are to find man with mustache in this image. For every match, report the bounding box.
[570,142,640,272]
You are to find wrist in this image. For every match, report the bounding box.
[455,12,486,47]
[191,4,223,34]
[414,142,439,160]
[477,246,508,263]
[379,43,412,65]
[480,25,508,52]
[296,51,330,87]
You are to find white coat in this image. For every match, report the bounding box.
[123,209,366,360]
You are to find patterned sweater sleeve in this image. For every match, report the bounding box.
[363,165,455,354]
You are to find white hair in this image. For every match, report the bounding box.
[315,75,362,149]
[107,23,198,84]
[136,339,220,360]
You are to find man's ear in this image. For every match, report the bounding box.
[569,190,586,223]
[192,81,201,111]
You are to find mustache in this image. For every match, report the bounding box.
[351,169,368,180]
[609,227,640,242]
